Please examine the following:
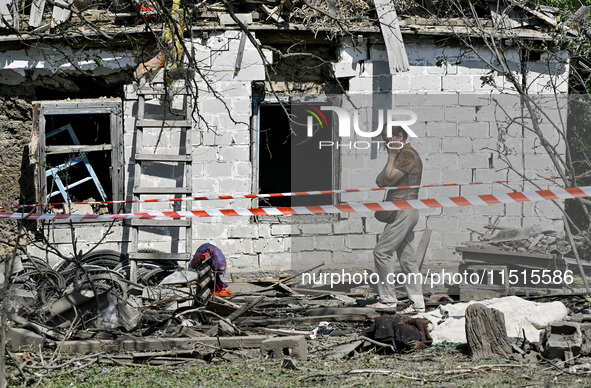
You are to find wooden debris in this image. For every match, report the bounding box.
[465,304,513,359]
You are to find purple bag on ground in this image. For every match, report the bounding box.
[189,243,228,288]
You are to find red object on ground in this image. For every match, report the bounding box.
[213,285,233,298]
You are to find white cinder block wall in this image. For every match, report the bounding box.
[120,33,569,274]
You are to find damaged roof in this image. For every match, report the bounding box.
[0,0,580,42]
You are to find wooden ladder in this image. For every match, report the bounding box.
[128,85,193,282]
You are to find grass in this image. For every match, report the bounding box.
[11,341,591,387]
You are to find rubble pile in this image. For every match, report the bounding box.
[3,245,591,379]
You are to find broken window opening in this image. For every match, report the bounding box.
[33,100,123,215]
[256,101,338,209]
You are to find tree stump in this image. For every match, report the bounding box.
[465,303,513,359]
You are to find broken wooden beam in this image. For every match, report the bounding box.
[58,335,273,354]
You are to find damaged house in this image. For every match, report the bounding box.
[0,0,585,291]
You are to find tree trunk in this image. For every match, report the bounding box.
[465,303,513,359]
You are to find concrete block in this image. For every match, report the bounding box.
[219,178,250,193]
[315,236,346,251]
[204,162,232,177]
[259,253,293,269]
[441,138,474,153]
[332,250,372,265]
[253,238,286,253]
[300,223,333,235]
[7,327,45,351]
[340,44,369,62]
[458,122,490,138]
[261,336,308,360]
[333,60,358,78]
[542,322,582,360]
[206,33,229,51]
[349,77,378,93]
[409,75,441,91]
[424,153,459,169]
[333,219,363,234]
[219,13,252,26]
[580,323,591,356]
[218,146,250,161]
[413,106,444,122]
[346,234,377,250]
[442,76,473,91]
[270,224,292,236]
[295,250,332,267]
[369,45,387,61]
[392,75,411,91]
[444,106,476,122]
[228,224,259,238]
[227,254,258,269]
[425,122,457,137]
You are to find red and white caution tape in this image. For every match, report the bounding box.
[0,174,585,211]
[1,186,589,220]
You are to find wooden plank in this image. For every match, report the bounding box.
[372,0,409,73]
[59,335,272,354]
[137,120,191,128]
[51,0,73,28]
[135,154,191,162]
[29,0,45,28]
[46,144,113,154]
[133,186,192,194]
[417,228,432,271]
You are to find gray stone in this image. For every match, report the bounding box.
[6,327,45,351]
[261,335,308,361]
[542,322,582,360]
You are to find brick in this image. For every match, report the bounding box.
[424,153,459,169]
[349,77,378,93]
[7,327,45,351]
[218,146,250,161]
[441,138,474,153]
[413,106,444,122]
[193,147,218,162]
[458,122,490,138]
[333,60,358,78]
[426,122,457,137]
[347,234,377,249]
[315,235,346,251]
[253,238,286,253]
[427,217,459,231]
[333,219,363,234]
[444,106,476,122]
[291,236,315,252]
[300,223,332,235]
[259,253,293,269]
[219,178,250,193]
[442,76,473,91]
[261,336,308,360]
[409,75,441,91]
[392,75,410,91]
[295,250,332,267]
[226,253,258,269]
[204,162,232,177]
[542,322,582,360]
[340,44,369,62]
[440,232,471,247]
[228,224,259,238]
[270,224,292,236]
[332,250,371,265]
[219,13,252,25]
